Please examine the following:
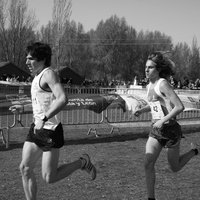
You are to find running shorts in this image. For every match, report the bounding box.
[26,123,64,151]
[149,121,182,148]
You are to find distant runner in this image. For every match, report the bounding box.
[134,51,199,200]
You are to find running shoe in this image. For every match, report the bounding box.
[80,153,97,180]
[191,142,200,155]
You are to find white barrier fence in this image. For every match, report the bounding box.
[1,85,200,148]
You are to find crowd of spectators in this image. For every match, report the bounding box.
[80,77,148,88]
[170,76,200,90]
[0,75,32,83]
[1,73,200,91]
[79,76,200,91]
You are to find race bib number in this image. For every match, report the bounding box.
[149,101,165,119]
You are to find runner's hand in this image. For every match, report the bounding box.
[133,109,142,117]
[34,120,45,134]
[153,120,164,130]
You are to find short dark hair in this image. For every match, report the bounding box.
[148,51,175,78]
[25,42,52,67]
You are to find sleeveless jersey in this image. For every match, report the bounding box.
[31,67,61,130]
[147,78,173,122]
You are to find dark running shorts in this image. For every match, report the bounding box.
[26,123,64,151]
[149,121,182,148]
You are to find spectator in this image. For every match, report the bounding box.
[177,80,183,89]
[182,76,189,89]
[188,80,195,90]
[195,78,200,89]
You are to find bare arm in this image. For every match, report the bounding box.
[158,80,184,124]
[41,69,68,119]
[134,104,151,117]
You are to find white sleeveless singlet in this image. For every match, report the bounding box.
[147,78,173,121]
[31,68,61,130]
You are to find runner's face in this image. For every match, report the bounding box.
[145,60,159,80]
[26,53,44,74]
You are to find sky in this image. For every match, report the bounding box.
[27,0,200,47]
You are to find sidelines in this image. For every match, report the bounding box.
[1,86,200,148]
[1,111,200,149]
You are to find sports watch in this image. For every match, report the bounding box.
[41,114,48,122]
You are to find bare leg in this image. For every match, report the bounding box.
[19,142,43,200]
[167,141,196,172]
[145,137,162,199]
[42,148,82,183]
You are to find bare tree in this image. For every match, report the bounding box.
[9,0,37,65]
[52,0,72,70]
[0,0,9,60]
[0,0,37,68]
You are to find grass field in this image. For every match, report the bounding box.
[1,127,200,200]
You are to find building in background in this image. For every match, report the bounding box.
[0,62,30,82]
[58,66,84,86]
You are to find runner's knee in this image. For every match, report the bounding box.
[19,163,33,177]
[144,158,155,171]
[43,172,56,184]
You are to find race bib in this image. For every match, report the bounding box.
[149,101,165,119]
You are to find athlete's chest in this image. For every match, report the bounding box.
[147,87,165,119]
[31,77,42,94]
[148,88,162,102]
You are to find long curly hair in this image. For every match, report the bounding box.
[148,51,175,79]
